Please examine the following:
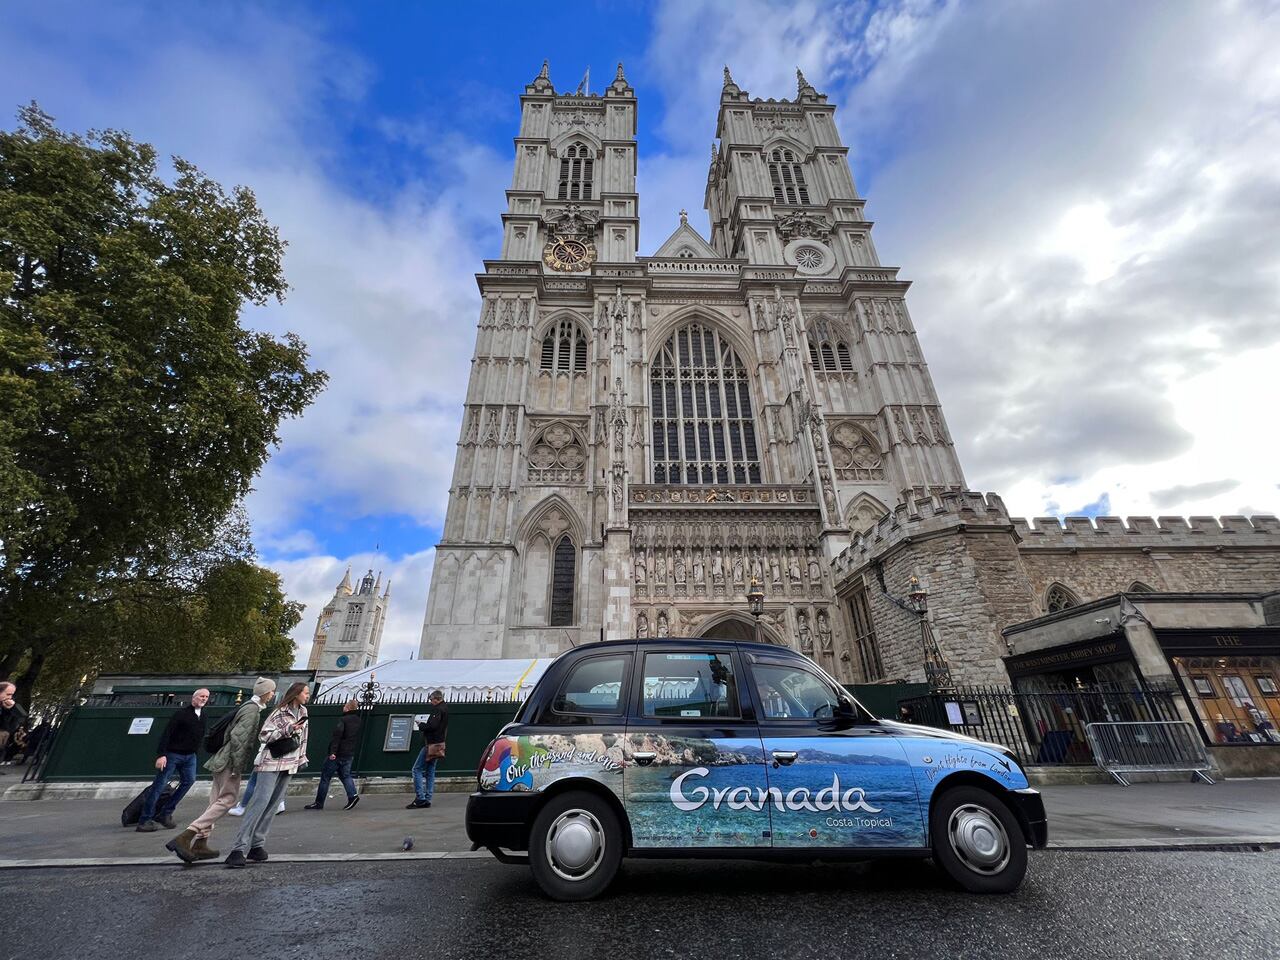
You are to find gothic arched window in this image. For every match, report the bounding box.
[558,143,594,201]
[650,322,761,485]
[340,603,363,644]
[1128,581,1157,593]
[540,319,588,372]
[808,339,855,373]
[768,148,810,205]
[549,535,576,626]
[1045,583,1080,614]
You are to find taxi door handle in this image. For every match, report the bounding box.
[632,752,656,766]
[772,751,798,766]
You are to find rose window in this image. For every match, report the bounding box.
[794,246,825,270]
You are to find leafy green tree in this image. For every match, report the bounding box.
[0,104,326,702]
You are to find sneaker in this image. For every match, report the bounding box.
[343,795,360,811]
[135,820,159,833]
[247,847,269,862]
[160,815,177,829]
[405,798,427,809]
[225,850,246,869]
[276,800,286,814]
[303,802,324,811]
[228,806,245,817]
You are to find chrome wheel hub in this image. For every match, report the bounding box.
[545,809,605,882]
[948,803,1010,875]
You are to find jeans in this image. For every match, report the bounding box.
[230,770,291,855]
[141,752,197,823]
[412,748,437,802]
[238,771,258,808]
[313,756,357,806]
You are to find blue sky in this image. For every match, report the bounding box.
[4,1,1279,665]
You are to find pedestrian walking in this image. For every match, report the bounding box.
[305,698,363,811]
[224,681,311,868]
[228,770,287,817]
[406,689,448,809]
[0,682,26,775]
[166,677,275,863]
[135,688,209,832]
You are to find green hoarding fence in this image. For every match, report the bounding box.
[38,699,523,783]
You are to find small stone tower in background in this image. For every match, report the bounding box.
[308,567,390,674]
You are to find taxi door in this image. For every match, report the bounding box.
[623,647,772,849]
[745,653,926,850]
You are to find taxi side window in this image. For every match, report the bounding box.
[550,655,630,720]
[753,662,841,720]
[642,652,740,719]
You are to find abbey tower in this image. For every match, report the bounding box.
[418,64,964,681]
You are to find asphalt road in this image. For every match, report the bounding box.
[1,851,1275,960]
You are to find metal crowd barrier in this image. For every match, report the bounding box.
[1084,721,1216,786]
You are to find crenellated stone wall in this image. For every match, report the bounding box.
[830,490,1280,685]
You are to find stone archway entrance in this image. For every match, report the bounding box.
[697,613,782,645]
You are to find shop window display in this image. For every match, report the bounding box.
[1173,656,1280,744]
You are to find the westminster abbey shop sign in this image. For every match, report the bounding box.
[1003,634,1136,679]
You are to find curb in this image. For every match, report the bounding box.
[2,776,474,802]
[2,839,1277,870]
[1045,836,1280,852]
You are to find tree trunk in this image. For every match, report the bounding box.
[15,653,45,712]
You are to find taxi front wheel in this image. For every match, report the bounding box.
[929,786,1028,894]
[529,791,624,901]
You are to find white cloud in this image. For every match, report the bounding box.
[646,0,1280,523]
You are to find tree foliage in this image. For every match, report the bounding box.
[0,104,326,703]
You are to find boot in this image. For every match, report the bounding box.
[166,828,198,863]
[135,820,159,833]
[190,836,220,861]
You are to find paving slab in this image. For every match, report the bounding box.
[1,778,1276,868]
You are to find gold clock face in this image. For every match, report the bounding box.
[543,237,595,272]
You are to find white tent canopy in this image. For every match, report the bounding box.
[316,658,550,701]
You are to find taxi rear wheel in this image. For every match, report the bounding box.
[529,791,623,902]
[929,786,1027,894]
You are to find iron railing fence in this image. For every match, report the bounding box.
[899,683,1183,767]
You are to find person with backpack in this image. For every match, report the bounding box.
[224,681,310,868]
[166,677,276,863]
[135,688,209,832]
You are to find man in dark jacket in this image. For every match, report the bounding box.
[407,689,448,809]
[305,699,363,811]
[137,688,209,832]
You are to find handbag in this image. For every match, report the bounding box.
[426,742,446,760]
[265,713,306,758]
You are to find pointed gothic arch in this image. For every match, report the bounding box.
[649,318,763,485]
[844,492,890,536]
[515,496,585,627]
[536,314,590,373]
[696,611,785,645]
[1128,581,1158,593]
[1045,582,1082,614]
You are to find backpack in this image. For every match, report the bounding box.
[203,706,243,754]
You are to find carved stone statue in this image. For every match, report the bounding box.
[692,550,704,585]
[673,548,686,584]
[733,551,744,584]
[711,547,724,583]
[787,548,802,584]
[807,547,821,582]
[634,553,647,584]
[769,550,782,585]
[655,550,667,583]
[750,550,764,583]
[636,611,649,638]
[797,611,813,653]
[656,610,670,638]
[817,610,832,651]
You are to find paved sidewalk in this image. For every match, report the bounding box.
[0,780,1276,867]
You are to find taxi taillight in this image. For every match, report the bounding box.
[475,738,498,783]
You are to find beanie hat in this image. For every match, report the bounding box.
[253,677,276,698]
